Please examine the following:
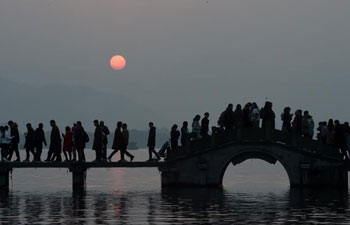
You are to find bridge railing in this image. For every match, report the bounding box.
[166,127,343,161]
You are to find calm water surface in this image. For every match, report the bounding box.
[0,149,349,224]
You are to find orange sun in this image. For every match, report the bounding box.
[110,55,126,70]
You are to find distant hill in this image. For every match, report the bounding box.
[0,77,169,131]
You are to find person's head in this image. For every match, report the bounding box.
[227,103,233,111]
[334,120,340,126]
[93,120,99,127]
[77,121,82,127]
[8,121,13,127]
[194,114,201,121]
[117,121,123,128]
[236,104,242,111]
[26,123,32,129]
[65,126,71,132]
[100,121,104,126]
[252,102,258,109]
[73,123,77,127]
[172,124,178,130]
[122,123,127,129]
[304,111,309,116]
[149,122,154,128]
[183,121,188,128]
[344,122,349,127]
[50,120,56,127]
[204,112,209,118]
[284,107,291,113]
[39,123,43,129]
[4,126,9,131]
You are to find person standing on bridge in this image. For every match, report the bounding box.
[260,101,275,130]
[233,104,244,130]
[219,104,234,130]
[74,121,89,162]
[24,123,35,162]
[33,123,47,162]
[121,123,134,162]
[62,126,73,162]
[201,112,210,138]
[192,115,201,140]
[92,120,103,162]
[281,107,293,133]
[100,121,110,162]
[108,121,123,162]
[292,110,302,136]
[326,119,335,145]
[45,120,62,162]
[250,103,260,128]
[171,124,180,150]
[181,121,189,147]
[0,126,11,162]
[7,121,20,162]
[147,122,160,161]
[243,103,252,128]
[71,123,77,161]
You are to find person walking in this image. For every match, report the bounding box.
[0,126,11,162]
[7,121,20,162]
[62,126,73,162]
[147,122,160,161]
[108,122,123,162]
[192,115,201,140]
[171,124,180,150]
[45,120,62,162]
[74,121,89,162]
[181,121,189,147]
[100,121,110,161]
[24,123,35,162]
[92,120,103,162]
[200,112,210,138]
[34,123,47,161]
[120,123,134,162]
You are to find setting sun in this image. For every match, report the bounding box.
[110,55,126,70]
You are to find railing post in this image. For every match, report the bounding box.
[0,167,11,191]
[69,164,87,192]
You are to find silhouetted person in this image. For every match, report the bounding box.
[292,110,303,136]
[281,107,293,132]
[8,121,20,162]
[334,120,346,159]
[200,112,210,137]
[120,123,134,162]
[45,120,62,162]
[233,104,243,129]
[0,126,11,162]
[326,119,335,145]
[181,121,189,147]
[92,120,103,162]
[302,111,314,138]
[74,121,89,162]
[108,122,123,162]
[219,104,234,130]
[62,126,73,162]
[100,121,110,161]
[250,103,260,128]
[317,122,327,144]
[344,122,350,159]
[260,101,275,129]
[147,122,160,161]
[170,124,180,150]
[71,123,77,161]
[24,123,35,162]
[192,115,201,140]
[242,103,252,128]
[34,123,47,161]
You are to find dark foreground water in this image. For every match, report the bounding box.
[0,150,349,224]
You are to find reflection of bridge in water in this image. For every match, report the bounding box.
[0,127,349,191]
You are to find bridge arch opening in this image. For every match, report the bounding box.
[221,151,291,191]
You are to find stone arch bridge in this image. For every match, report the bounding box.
[160,128,348,188]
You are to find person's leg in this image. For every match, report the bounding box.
[152,147,160,160]
[25,149,30,161]
[123,148,134,161]
[36,145,42,161]
[68,152,72,161]
[30,148,35,161]
[108,149,118,161]
[45,149,53,161]
[63,151,68,161]
[14,145,20,161]
[148,147,152,160]
[7,145,14,161]
[120,148,125,161]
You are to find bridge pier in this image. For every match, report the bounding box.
[69,165,87,192]
[0,168,11,191]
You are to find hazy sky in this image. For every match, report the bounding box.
[1,0,350,129]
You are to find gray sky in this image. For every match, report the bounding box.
[1,0,350,130]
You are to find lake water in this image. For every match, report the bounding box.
[0,149,349,224]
